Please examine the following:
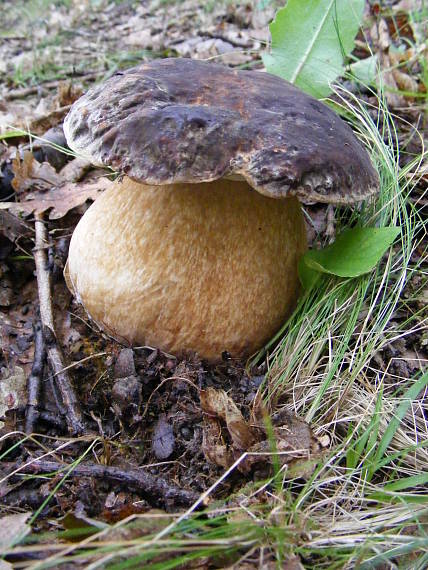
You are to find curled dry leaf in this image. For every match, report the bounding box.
[12,151,63,193]
[60,157,93,182]
[29,105,72,135]
[239,410,321,474]
[200,387,255,450]
[392,68,419,97]
[56,81,83,108]
[202,418,232,468]
[200,388,323,476]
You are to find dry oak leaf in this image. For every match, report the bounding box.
[29,105,72,135]
[1,179,111,219]
[1,152,112,219]
[12,151,62,193]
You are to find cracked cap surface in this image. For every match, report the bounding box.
[64,58,379,203]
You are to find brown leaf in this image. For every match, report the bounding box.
[201,419,232,468]
[56,81,83,108]
[200,390,323,475]
[12,151,63,193]
[60,157,93,182]
[392,68,419,97]
[0,366,27,428]
[200,387,255,450]
[29,105,72,135]
[0,511,31,554]
[377,18,391,51]
[247,409,321,474]
[0,178,112,219]
[374,20,408,108]
[0,211,33,242]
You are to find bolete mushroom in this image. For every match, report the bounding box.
[63,58,378,361]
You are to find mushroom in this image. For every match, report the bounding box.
[63,58,378,361]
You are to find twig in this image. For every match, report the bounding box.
[5,460,200,508]
[25,317,46,434]
[34,212,85,435]
[4,72,101,101]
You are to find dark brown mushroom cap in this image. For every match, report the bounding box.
[64,58,378,203]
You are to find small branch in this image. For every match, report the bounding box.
[6,460,200,508]
[25,317,46,434]
[34,212,85,435]
[4,72,101,101]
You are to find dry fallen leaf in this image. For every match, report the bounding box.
[1,151,112,219]
[392,68,419,97]
[1,178,112,219]
[29,105,72,135]
[0,511,31,555]
[202,419,232,468]
[200,387,255,450]
[12,151,63,193]
[239,415,320,474]
[200,388,322,476]
[60,157,93,182]
[0,210,33,242]
[56,81,83,108]
[374,20,407,108]
[0,366,27,428]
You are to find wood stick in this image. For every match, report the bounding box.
[34,212,85,435]
[5,459,200,508]
[25,318,46,434]
[4,72,101,101]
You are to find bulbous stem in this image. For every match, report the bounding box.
[66,177,307,361]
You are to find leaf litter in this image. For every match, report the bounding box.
[201,387,324,475]
[1,151,112,219]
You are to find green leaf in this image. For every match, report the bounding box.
[299,227,400,289]
[382,472,428,493]
[0,128,27,140]
[349,54,379,86]
[298,256,320,290]
[263,0,365,98]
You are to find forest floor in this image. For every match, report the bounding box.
[0,1,427,569]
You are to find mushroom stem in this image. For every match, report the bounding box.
[66,177,307,361]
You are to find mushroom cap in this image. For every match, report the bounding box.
[64,58,378,204]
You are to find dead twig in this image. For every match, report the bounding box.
[5,459,201,508]
[4,72,101,101]
[34,212,85,435]
[25,317,46,434]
